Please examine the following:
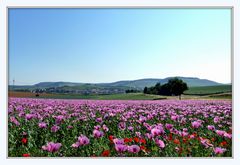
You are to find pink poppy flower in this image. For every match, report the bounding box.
[207,125,215,131]
[128,145,140,153]
[10,116,20,126]
[51,125,60,132]
[191,121,201,128]
[42,142,62,152]
[113,138,124,145]
[216,130,226,137]
[155,139,165,149]
[151,127,164,137]
[214,147,226,154]
[103,124,109,132]
[93,129,104,138]
[78,135,90,145]
[115,144,127,152]
[165,123,173,130]
[38,122,47,128]
[25,114,35,120]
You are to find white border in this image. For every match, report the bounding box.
[1,0,240,165]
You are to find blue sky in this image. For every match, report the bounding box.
[9,8,231,85]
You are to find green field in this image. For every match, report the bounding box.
[184,85,232,95]
[10,84,232,100]
[31,93,167,100]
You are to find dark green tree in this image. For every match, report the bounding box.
[159,83,171,96]
[143,87,148,94]
[149,86,157,95]
[155,83,161,95]
[167,77,188,100]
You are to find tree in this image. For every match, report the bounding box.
[155,83,161,95]
[149,86,157,95]
[143,78,188,100]
[159,83,171,96]
[167,78,188,100]
[143,87,148,94]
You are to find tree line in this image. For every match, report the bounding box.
[125,89,141,93]
[143,77,188,100]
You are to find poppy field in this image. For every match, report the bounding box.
[8,98,232,157]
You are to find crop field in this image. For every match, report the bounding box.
[9,91,59,98]
[8,91,232,100]
[184,85,232,95]
[8,98,232,157]
[9,91,167,100]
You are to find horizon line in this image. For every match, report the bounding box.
[9,76,231,86]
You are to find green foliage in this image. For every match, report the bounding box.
[143,87,148,94]
[125,89,140,93]
[143,78,189,99]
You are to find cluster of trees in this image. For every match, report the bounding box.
[125,89,140,93]
[143,78,188,100]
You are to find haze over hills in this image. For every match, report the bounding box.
[10,76,224,90]
[99,77,223,89]
[35,82,83,88]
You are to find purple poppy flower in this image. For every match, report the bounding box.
[115,144,127,152]
[94,125,101,130]
[207,125,215,131]
[96,117,102,123]
[51,125,60,132]
[200,138,213,148]
[135,131,141,137]
[78,135,90,146]
[151,127,164,137]
[128,126,134,131]
[224,132,232,139]
[214,116,220,123]
[42,142,62,152]
[71,142,80,148]
[216,130,225,136]
[155,139,165,149]
[25,114,35,120]
[38,122,47,128]
[10,116,20,126]
[118,122,126,130]
[214,147,226,154]
[128,145,140,153]
[103,124,109,132]
[145,133,153,139]
[165,123,173,130]
[55,115,64,124]
[191,121,201,128]
[113,138,124,145]
[171,115,178,121]
[93,129,104,138]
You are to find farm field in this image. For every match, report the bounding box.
[9,91,60,98]
[184,85,231,95]
[8,91,231,100]
[8,98,232,157]
[8,91,167,100]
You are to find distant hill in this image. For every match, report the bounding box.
[9,76,224,91]
[34,82,83,88]
[105,77,222,89]
[159,77,222,87]
[100,79,161,89]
